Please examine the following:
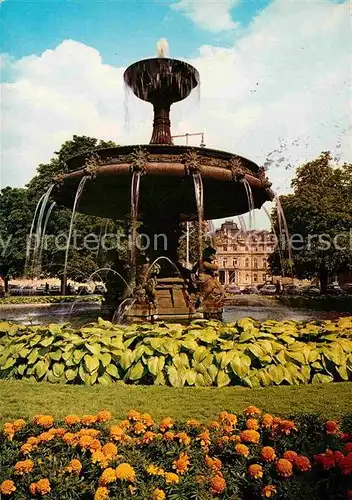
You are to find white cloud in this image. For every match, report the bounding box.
[1,0,350,232]
[170,0,240,32]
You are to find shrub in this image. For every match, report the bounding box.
[0,317,351,386]
[0,296,101,305]
[1,408,351,499]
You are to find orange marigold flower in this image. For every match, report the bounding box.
[21,443,33,454]
[146,464,165,476]
[159,417,174,432]
[3,423,15,440]
[219,411,237,426]
[13,419,26,431]
[163,431,175,441]
[187,419,200,427]
[36,479,51,495]
[229,435,241,443]
[133,422,146,435]
[276,458,293,477]
[260,446,276,462]
[110,425,125,441]
[128,410,141,421]
[248,464,263,479]
[261,485,277,498]
[65,415,81,426]
[246,418,260,430]
[141,431,156,444]
[152,489,166,500]
[38,431,54,443]
[176,432,191,446]
[119,419,130,429]
[210,474,226,494]
[99,468,117,486]
[245,406,261,417]
[79,435,94,449]
[240,430,260,444]
[206,455,222,472]
[36,415,54,428]
[197,430,211,447]
[164,472,180,484]
[63,432,77,445]
[29,483,38,496]
[91,451,111,468]
[116,463,136,482]
[65,459,82,475]
[283,451,298,463]
[217,436,230,446]
[210,420,220,430]
[79,428,100,437]
[81,415,97,426]
[173,452,190,474]
[94,486,110,500]
[140,413,154,427]
[325,420,339,435]
[235,443,250,457]
[262,414,274,429]
[278,420,296,435]
[54,427,66,437]
[97,410,111,423]
[14,459,34,475]
[102,442,118,457]
[295,455,311,472]
[0,480,16,496]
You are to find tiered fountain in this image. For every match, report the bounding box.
[53,41,274,322]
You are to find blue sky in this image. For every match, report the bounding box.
[1,0,270,66]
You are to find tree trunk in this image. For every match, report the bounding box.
[319,267,328,295]
[4,276,9,294]
[60,276,66,295]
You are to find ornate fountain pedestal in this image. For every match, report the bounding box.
[125,277,202,322]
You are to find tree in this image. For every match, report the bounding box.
[0,135,120,291]
[269,152,352,292]
[0,187,30,291]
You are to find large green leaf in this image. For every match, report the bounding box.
[65,368,78,381]
[106,363,119,379]
[119,350,135,371]
[185,369,197,386]
[312,373,334,384]
[100,353,112,367]
[52,362,65,378]
[230,355,251,378]
[84,355,100,373]
[126,361,145,381]
[217,370,231,387]
[167,365,185,387]
[98,373,113,385]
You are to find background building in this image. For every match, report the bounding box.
[215,220,275,287]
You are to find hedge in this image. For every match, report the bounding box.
[1,408,351,499]
[0,317,351,387]
[0,296,102,305]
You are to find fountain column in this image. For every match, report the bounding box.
[150,105,172,145]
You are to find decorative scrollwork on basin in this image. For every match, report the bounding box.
[257,166,273,189]
[228,157,246,182]
[83,154,102,179]
[183,149,202,175]
[129,147,149,174]
[54,173,65,186]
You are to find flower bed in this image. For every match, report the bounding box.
[0,296,101,305]
[1,407,351,499]
[0,317,352,387]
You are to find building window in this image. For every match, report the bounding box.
[253,258,258,268]
[245,258,249,268]
[253,273,258,282]
[223,246,227,252]
[223,260,227,268]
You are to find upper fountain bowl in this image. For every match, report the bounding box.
[124,58,200,106]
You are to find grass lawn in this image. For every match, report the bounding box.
[1,380,351,425]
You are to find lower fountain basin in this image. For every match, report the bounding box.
[53,145,273,221]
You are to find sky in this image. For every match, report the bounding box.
[0,0,350,229]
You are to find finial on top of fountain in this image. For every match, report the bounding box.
[156,38,169,58]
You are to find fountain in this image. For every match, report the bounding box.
[52,40,274,322]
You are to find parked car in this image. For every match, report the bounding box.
[282,284,300,295]
[242,286,260,295]
[325,284,345,296]
[22,285,35,296]
[9,285,22,296]
[260,284,277,295]
[49,285,61,296]
[36,285,46,295]
[225,284,241,295]
[342,283,352,295]
[302,285,320,296]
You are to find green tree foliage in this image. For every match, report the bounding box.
[0,188,30,290]
[1,135,120,287]
[269,152,352,291]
